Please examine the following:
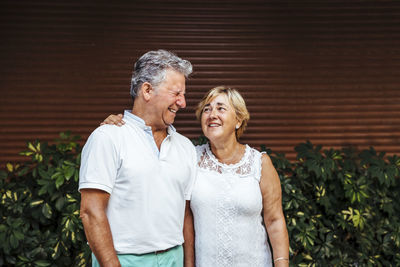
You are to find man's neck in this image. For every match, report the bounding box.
[152,128,168,149]
[131,107,169,149]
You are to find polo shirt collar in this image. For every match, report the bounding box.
[123,110,176,134]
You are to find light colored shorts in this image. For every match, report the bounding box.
[92,245,183,267]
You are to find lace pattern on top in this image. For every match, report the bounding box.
[193,144,272,267]
[197,144,259,178]
[216,175,236,266]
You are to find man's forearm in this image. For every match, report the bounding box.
[183,233,195,267]
[183,201,195,267]
[81,212,120,267]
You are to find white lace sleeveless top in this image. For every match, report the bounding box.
[190,144,272,267]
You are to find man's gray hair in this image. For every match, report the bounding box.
[130,49,193,98]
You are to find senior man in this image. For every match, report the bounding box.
[79,50,196,267]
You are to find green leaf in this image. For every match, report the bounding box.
[13,230,24,241]
[38,185,48,196]
[16,166,29,176]
[55,175,65,189]
[30,199,44,207]
[55,197,65,211]
[74,170,79,182]
[66,194,77,202]
[63,160,75,166]
[34,260,52,267]
[9,234,19,249]
[41,203,53,219]
[38,168,51,179]
[11,219,23,228]
[0,170,7,179]
[51,172,62,180]
[64,166,75,181]
[52,241,60,259]
[17,255,29,262]
[28,142,37,152]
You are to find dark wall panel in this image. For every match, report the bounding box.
[1,1,400,165]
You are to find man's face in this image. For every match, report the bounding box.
[149,69,186,128]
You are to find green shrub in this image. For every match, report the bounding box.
[267,141,400,266]
[0,132,90,266]
[1,135,399,266]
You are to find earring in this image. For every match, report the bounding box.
[235,125,240,129]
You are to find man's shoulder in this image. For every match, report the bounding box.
[172,131,195,148]
[86,124,130,145]
[90,124,120,136]
[194,143,207,151]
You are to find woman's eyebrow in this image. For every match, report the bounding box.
[205,102,227,108]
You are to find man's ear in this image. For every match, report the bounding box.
[141,82,153,101]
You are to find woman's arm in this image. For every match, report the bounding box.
[259,154,289,267]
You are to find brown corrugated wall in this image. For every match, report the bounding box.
[1,0,400,165]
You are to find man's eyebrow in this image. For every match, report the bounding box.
[172,89,185,94]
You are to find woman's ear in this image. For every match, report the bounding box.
[236,120,242,130]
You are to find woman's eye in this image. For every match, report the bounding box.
[218,107,225,111]
[203,107,210,112]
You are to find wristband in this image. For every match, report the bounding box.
[274,257,289,262]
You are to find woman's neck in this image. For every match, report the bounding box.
[209,137,245,165]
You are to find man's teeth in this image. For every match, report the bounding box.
[169,108,177,113]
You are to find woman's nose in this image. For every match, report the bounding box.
[210,108,217,118]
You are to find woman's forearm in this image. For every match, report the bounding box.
[266,217,289,266]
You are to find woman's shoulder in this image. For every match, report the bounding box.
[245,144,267,157]
[248,146,272,166]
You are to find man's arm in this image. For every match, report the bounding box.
[80,189,121,267]
[183,200,195,267]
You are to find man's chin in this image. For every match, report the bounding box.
[163,116,175,126]
[160,120,173,128]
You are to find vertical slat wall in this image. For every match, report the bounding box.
[1,1,400,165]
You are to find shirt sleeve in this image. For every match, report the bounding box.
[184,144,198,200]
[78,127,120,194]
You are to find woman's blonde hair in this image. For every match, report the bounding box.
[195,86,250,139]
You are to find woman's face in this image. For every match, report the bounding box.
[201,94,240,143]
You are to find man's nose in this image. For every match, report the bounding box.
[176,94,186,108]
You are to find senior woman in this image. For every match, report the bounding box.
[102,86,289,267]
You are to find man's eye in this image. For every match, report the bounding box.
[174,91,184,97]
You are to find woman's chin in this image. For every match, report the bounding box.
[204,133,223,144]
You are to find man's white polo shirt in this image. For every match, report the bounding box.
[79,110,197,254]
